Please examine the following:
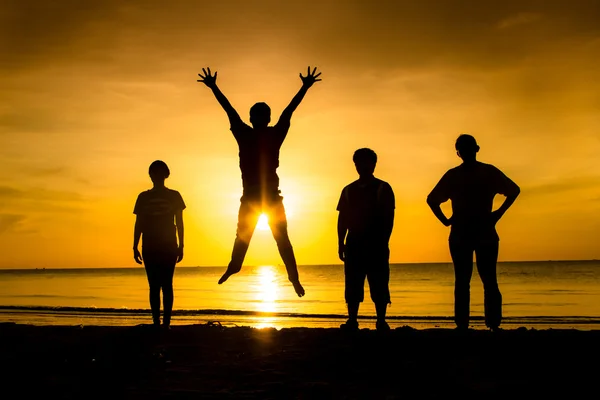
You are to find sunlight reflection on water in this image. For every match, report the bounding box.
[256,265,278,314]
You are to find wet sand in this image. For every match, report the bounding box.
[1,322,598,398]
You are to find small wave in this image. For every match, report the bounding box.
[1,305,600,324]
[4,294,101,300]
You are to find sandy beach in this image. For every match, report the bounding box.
[1,322,598,399]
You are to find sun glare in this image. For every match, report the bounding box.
[256,213,270,231]
[255,317,278,330]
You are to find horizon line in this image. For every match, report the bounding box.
[1,259,599,271]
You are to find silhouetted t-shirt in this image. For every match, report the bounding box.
[337,177,395,246]
[133,188,186,248]
[427,161,519,242]
[230,117,290,198]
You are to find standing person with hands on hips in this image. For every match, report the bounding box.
[427,134,520,331]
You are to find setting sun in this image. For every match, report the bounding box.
[256,213,270,231]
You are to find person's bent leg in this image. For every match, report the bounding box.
[269,198,304,296]
[220,199,259,284]
[475,241,502,330]
[142,250,161,326]
[368,247,391,331]
[449,241,474,329]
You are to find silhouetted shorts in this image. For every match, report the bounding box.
[142,247,177,289]
[344,245,391,304]
[236,193,289,239]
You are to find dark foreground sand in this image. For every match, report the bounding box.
[1,323,599,399]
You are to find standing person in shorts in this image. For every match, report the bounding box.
[133,160,186,328]
[427,134,520,331]
[337,148,395,331]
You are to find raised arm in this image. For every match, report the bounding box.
[197,67,242,124]
[278,66,322,125]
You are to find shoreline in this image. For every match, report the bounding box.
[2,322,599,398]
[2,306,600,331]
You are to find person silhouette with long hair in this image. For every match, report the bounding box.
[337,148,395,331]
[133,160,186,328]
[427,134,520,331]
[197,67,322,297]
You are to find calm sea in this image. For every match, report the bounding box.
[1,261,600,330]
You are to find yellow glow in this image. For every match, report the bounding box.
[255,317,278,330]
[2,2,600,271]
[256,265,278,313]
[256,213,270,231]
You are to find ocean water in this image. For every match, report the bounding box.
[1,261,600,330]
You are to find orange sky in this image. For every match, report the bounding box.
[1,1,599,268]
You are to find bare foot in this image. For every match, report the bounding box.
[218,271,233,284]
[218,264,240,284]
[291,280,305,297]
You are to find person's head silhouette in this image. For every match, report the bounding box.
[455,134,479,163]
[149,160,170,186]
[250,102,271,129]
[353,148,377,178]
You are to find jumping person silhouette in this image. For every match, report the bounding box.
[133,160,186,328]
[197,67,322,297]
[427,135,520,331]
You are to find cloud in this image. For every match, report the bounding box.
[0,214,26,234]
[0,1,595,76]
[0,186,22,198]
[22,166,69,177]
[0,185,88,218]
[0,0,123,70]
[497,12,542,29]
[0,185,84,202]
[524,176,600,197]
[0,110,66,134]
